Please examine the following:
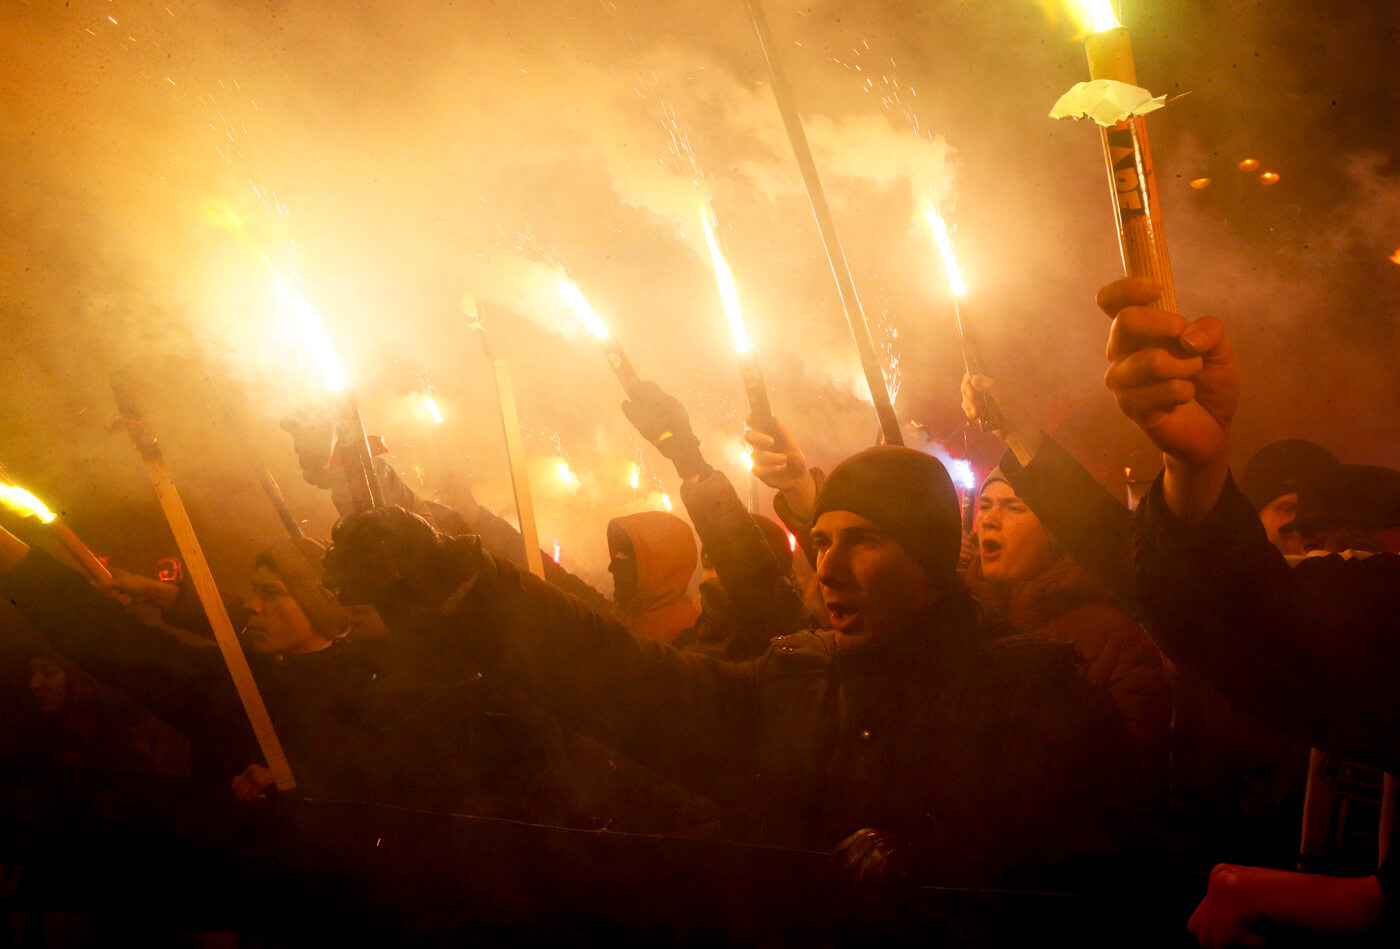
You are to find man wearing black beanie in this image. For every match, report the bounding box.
[326,444,1142,897]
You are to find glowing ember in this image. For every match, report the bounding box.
[1237,158,1260,172]
[921,206,967,299]
[0,484,57,524]
[423,395,443,425]
[1077,0,1122,33]
[700,201,752,354]
[947,458,977,492]
[1259,171,1281,186]
[557,277,610,340]
[1189,178,1212,190]
[660,493,674,512]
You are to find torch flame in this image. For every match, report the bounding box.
[275,277,348,392]
[629,463,640,491]
[423,395,443,425]
[556,459,578,486]
[1077,0,1121,32]
[0,483,58,524]
[557,277,610,340]
[947,458,977,492]
[700,201,753,354]
[921,206,967,299]
[660,493,674,512]
[1390,249,1400,265]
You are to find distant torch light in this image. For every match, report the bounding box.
[629,463,640,491]
[556,460,576,486]
[661,493,674,512]
[557,277,610,339]
[948,458,977,492]
[1238,158,1260,172]
[424,395,443,425]
[701,201,752,353]
[784,529,798,553]
[1259,171,1280,186]
[1390,249,1400,265]
[552,538,561,564]
[922,206,967,298]
[1189,178,1212,190]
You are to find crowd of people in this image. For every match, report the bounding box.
[0,275,1393,945]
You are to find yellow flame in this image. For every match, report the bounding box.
[629,463,640,491]
[556,459,577,486]
[1077,0,1121,32]
[700,201,752,354]
[423,395,443,425]
[557,277,610,339]
[0,484,57,524]
[1259,171,1281,186]
[921,206,967,299]
[275,277,348,392]
[1238,158,1260,172]
[660,493,673,512]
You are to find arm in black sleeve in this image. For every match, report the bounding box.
[162,577,248,640]
[450,541,759,794]
[1134,471,1400,773]
[998,433,1137,608]
[0,548,259,777]
[680,470,809,651]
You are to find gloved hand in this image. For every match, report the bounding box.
[280,408,338,490]
[832,828,909,889]
[621,381,712,480]
[322,506,479,617]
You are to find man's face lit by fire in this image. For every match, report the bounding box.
[1258,492,1302,556]
[243,565,330,655]
[811,510,936,651]
[28,658,67,714]
[975,482,1058,583]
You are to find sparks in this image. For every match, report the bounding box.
[557,277,610,339]
[423,395,443,425]
[0,484,57,524]
[947,459,977,492]
[1077,0,1121,33]
[701,201,752,353]
[921,206,967,299]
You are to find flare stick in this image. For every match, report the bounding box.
[112,377,296,791]
[0,475,114,582]
[472,302,547,580]
[1084,21,1177,312]
[741,0,901,445]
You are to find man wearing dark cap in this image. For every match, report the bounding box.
[1282,464,1400,558]
[1239,439,1339,556]
[325,438,1141,890]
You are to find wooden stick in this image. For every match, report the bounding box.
[741,0,902,446]
[48,519,113,583]
[113,381,296,790]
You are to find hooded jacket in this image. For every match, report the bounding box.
[608,511,699,644]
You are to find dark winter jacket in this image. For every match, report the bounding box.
[0,549,581,821]
[965,552,1169,773]
[1134,472,1400,775]
[672,470,810,661]
[448,539,1145,888]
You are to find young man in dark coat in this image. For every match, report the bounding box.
[323,442,1144,890]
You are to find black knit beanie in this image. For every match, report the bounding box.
[812,446,962,583]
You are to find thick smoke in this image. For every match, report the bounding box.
[0,0,1396,588]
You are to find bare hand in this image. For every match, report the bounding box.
[1187,863,1384,947]
[1100,277,1239,469]
[100,568,177,609]
[744,418,808,492]
[231,764,276,803]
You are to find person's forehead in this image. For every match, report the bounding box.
[979,481,1019,501]
[251,564,288,588]
[812,510,879,533]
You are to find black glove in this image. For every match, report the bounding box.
[832,828,909,889]
[322,506,479,616]
[621,381,712,480]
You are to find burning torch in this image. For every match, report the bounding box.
[740,0,902,445]
[1052,1,1177,312]
[557,277,642,397]
[921,206,1003,433]
[701,201,776,437]
[0,473,112,582]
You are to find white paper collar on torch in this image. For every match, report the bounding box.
[700,202,752,354]
[557,277,611,340]
[922,206,967,299]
